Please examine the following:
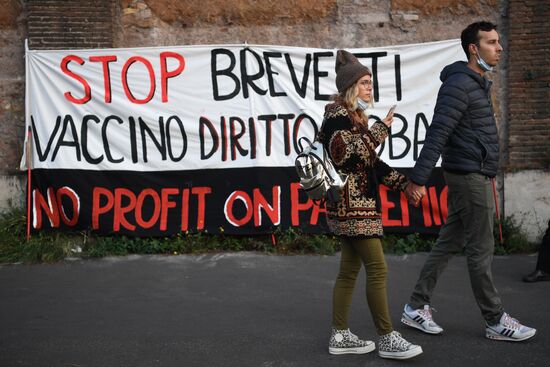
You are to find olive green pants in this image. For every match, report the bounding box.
[332,237,393,335]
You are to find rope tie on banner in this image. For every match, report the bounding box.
[491,178,504,245]
[26,126,32,241]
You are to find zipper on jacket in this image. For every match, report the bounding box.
[476,137,489,172]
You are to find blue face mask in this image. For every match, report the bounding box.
[475,45,493,72]
[357,98,369,111]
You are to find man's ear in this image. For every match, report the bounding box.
[469,44,478,58]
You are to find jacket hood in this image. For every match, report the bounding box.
[440,61,487,88]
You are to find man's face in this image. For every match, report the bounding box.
[476,29,503,66]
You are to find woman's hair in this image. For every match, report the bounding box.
[338,81,374,120]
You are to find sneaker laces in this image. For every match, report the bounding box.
[348,330,360,343]
[501,313,521,330]
[418,305,437,321]
[349,330,370,346]
[389,331,411,350]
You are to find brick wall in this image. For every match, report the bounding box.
[507,0,550,170]
[27,0,115,50]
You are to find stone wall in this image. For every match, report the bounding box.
[0,0,505,174]
[0,0,25,174]
[1,0,548,239]
[0,0,26,207]
[504,170,550,242]
[114,0,501,48]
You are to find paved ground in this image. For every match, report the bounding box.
[0,252,548,367]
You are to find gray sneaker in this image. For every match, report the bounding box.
[486,313,536,342]
[378,331,422,360]
[401,304,443,334]
[328,328,375,355]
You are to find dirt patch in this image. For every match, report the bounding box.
[0,0,22,29]
[122,0,337,26]
[391,0,498,16]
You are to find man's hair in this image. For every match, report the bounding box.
[461,21,498,59]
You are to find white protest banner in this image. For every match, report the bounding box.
[22,40,464,235]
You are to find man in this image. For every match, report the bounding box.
[523,219,550,282]
[401,21,536,341]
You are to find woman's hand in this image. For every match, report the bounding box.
[382,107,395,127]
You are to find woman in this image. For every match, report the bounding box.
[321,50,422,360]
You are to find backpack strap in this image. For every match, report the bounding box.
[297,136,312,154]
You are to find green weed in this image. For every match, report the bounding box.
[0,207,537,264]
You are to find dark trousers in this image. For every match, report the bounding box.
[409,172,504,325]
[535,220,550,272]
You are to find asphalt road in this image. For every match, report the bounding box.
[0,252,548,367]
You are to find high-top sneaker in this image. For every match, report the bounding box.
[328,328,375,355]
[378,331,422,360]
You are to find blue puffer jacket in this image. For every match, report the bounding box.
[410,61,499,185]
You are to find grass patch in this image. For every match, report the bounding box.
[493,214,534,255]
[0,207,536,264]
[383,233,437,255]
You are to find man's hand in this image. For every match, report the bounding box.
[405,182,426,207]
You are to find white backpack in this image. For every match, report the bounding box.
[294,136,348,203]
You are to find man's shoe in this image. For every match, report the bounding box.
[401,304,443,334]
[523,269,550,283]
[486,313,536,342]
[328,328,375,355]
[378,331,422,360]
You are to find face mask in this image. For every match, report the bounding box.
[475,45,493,72]
[357,98,369,111]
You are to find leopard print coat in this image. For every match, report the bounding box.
[319,102,408,238]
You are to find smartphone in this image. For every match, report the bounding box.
[388,104,397,116]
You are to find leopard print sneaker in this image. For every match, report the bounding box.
[328,328,375,355]
[378,331,422,359]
